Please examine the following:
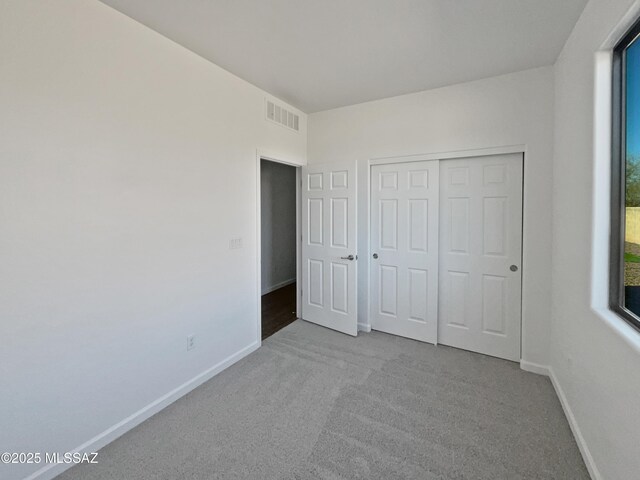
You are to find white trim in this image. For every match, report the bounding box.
[24,341,260,480]
[369,144,527,166]
[600,0,640,50]
[590,47,613,313]
[296,168,302,318]
[519,361,601,479]
[360,157,372,333]
[262,277,296,295]
[357,322,372,333]
[519,360,550,376]
[592,307,640,353]
[256,150,303,342]
[256,151,263,343]
[258,149,305,168]
[548,367,602,480]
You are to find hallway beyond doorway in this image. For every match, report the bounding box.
[262,283,297,340]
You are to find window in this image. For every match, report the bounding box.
[611,18,640,330]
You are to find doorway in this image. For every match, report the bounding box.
[260,158,299,340]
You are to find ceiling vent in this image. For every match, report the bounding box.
[266,99,299,132]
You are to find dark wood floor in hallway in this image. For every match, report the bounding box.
[261,282,297,340]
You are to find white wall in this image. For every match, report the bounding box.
[0,1,306,479]
[9,1,640,479]
[552,0,640,478]
[308,67,555,367]
[261,160,297,294]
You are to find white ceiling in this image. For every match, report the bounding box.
[99,0,588,113]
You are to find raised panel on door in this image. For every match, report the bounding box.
[379,265,398,316]
[379,199,398,250]
[308,259,324,307]
[444,271,470,329]
[438,153,523,361]
[331,262,348,313]
[331,198,348,248]
[483,197,507,256]
[301,161,357,336]
[449,197,470,254]
[370,161,439,343]
[482,274,507,335]
[308,172,323,190]
[308,199,323,246]
[408,199,428,252]
[380,171,398,190]
[408,268,428,323]
[408,169,429,189]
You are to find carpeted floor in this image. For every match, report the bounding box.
[57,320,589,480]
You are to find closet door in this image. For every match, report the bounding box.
[438,153,523,361]
[370,161,439,343]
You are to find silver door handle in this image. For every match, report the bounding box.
[510,265,518,272]
[373,253,378,259]
[341,255,355,261]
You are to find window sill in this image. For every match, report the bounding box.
[591,306,640,354]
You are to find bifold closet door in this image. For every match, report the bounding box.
[438,153,523,361]
[370,161,439,343]
[301,160,358,336]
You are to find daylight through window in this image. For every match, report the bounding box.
[611,19,640,330]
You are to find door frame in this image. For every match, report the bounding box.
[364,145,526,353]
[256,151,302,344]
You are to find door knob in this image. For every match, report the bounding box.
[341,254,355,261]
[373,253,378,259]
[510,265,518,272]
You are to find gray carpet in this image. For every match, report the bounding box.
[58,320,589,480]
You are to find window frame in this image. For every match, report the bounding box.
[610,17,640,332]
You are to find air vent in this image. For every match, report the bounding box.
[266,99,299,132]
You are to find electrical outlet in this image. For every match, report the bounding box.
[187,335,195,351]
[229,237,243,250]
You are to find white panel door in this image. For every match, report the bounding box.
[301,161,358,336]
[370,161,439,343]
[438,153,523,361]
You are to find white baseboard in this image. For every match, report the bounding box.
[548,367,601,480]
[519,361,600,479]
[261,278,296,295]
[24,341,260,480]
[519,360,550,376]
[20,342,601,480]
[357,322,371,333]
